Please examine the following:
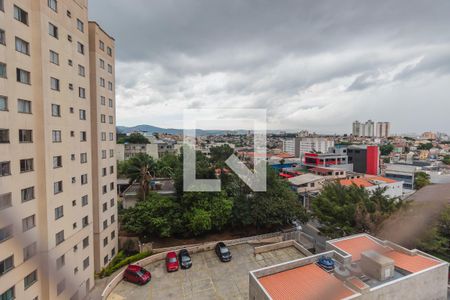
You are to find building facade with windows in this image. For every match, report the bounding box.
[0,1,116,299]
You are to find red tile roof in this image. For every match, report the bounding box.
[259,264,356,300]
[331,236,387,261]
[340,178,374,188]
[383,250,441,273]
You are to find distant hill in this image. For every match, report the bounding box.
[116,124,241,136]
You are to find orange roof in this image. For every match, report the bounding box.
[259,264,356,300]
[365,176,397,184]
[331,236,387,261]
[383,250,441,273]
[339,178,374,188]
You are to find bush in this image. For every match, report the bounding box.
[98,250,152,278]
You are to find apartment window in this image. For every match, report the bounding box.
[56,254,65,270]
[48,23,58,39]
[109,132,114,141]
[55,230,64,245]
[53,156,62,168]
[103,237,108,247]
[104,255,108,265]
[99,40,104,50]
[0,193,12,211]
[48,0,57,12]
[103,220,107,230]
[66,10,71,18]
[19,129,33,143]
[102,168,107,176]
[82,216,88,228]
[78,65,85,77]
[21,187,35,202]
[0,129,9,143]
[24,270,38,289]
[109,116,114,124]
[80,131,87,142]
[82,237,89,248]
[107,47,112,56]
[57,279,65,295]
[67,34,72,42]
[54,181,63,194]
[111,215,116,224]
[111,248,116,257]
[101,114,106,123]
[51,104,61,117]
[108,64,113,74]
[100,77,105,87]
[0,225,13,243]
[73,222,77,229]
[101,132,106,141]
[0,287,14,300]
[79,109,86,120]
[99,59,105,69]
[18,99,32,113]
[110,198,115,207]
[77,19,84,32]
[0,1,3,12]
[50,77,60,91]
[79,87,86,98]
[102,150,107,159]
[110,182,115,190]
[0,62,6,78]
[14,5,28,25]
[23,242,37,261]
[22,214,36,232]
[109,149,114,158]
[54,206,64,220]
[81,195,88,206]
[72,200,76,206]
[0,161,10,176]
[102,185,107,194]
[83,257,89,270]
[16,68,31,84]
[108,99,113,108]
[50,50,59,65]
[0,255,14,275]
[101,96,106,105]
[108,81,113,91]
[68,59,73,66]
[81,174,88,185]
[77,42,84,54]
[0,96,7,111]
[15,37,29,55]
[80,153,87,163]
[20,158,34,173]
[111,231,116,240]
[0,29,5,45]
[102,202,107,212]
[52,130,62,142]
[71,177,76,183]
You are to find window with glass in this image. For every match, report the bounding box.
[23,242,37,261]
[78,65,85,77]
[0,255,14,275]
[80,153,87,163]
[108,64,113,73]
[79,87,86,98]
[48,0,57,12]
[107,47,112,56]
[57,279,65,295]
[55,206,63,220]
[0,193,12,211]
[81,174,87,185]
[79,109,86,120]
[0,129,9,143]
[18,99,31,113]
[14,5,28,25]
[0,62,7,78]
[52,130,62,142]
[24,270,38,289]
[20,158,33,173]
[15,37,29,55]
[19,129,33,143]
[16,68,31,84]
[0,225,13,243]
[81,195,88,206]
[53,156,62,168]
[21,187,34,202]
[77,19,84,32]
[50,77,60,91]
[22,214,35,232]
[54,181,63,194]
[0,96,6,111]
[50,50,59,65]
[51,104,60,117]
[48,23,58,38]
[0,161,10,176]
[82,216,88,228]
[100,59,105,69]
[77,42,84,54]
[0,29,5,45]
[55,230,64,245]
[101,96,106,105]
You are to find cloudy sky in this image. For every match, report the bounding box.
[89,0,450,134]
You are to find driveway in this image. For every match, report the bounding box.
[107,243,305,300]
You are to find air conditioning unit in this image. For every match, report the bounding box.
[360,250,394,281]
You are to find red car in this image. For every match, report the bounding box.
[165,251,179,272]
[123,265,151,285]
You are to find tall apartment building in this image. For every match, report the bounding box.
[0,1,117,300]
[283,137,335,158]
[352,120,375,137]
[376,122,390,138]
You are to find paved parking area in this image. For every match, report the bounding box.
[107,243,305,300]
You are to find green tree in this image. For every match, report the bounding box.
[418,143,433,150]
[118,133,150,144]
[415,172,431,190]
[210,145,234,168]
[380,144,394,156]
[442,156,450,165]
[311,183,404,238]
[125,153,157,199]
[186,208,212,236]
[418,205,450,260]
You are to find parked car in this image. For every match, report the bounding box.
[215,242,232,262]
[123,265,151,285]
[178,249,192,269]
[166,251,179,272]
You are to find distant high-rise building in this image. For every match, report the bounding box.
[352,120,376,137]
[376,122,391,138]
[283,137,335,158]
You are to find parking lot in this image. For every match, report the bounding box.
[107,243,306,300]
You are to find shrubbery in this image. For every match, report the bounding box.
[98,250,152,278]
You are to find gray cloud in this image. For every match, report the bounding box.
[90,0,450,134]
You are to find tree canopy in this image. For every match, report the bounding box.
[380,144,394,156]
[415,172,431,190]
[118,133,150,144]
[311,182,404,238]
[418,205,450,261]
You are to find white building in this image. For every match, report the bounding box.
[283,137,335,158]
[376,122,391,138]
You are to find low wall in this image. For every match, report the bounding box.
[101,231,286,300]
[254,240,313,257]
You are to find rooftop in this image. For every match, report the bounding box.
[339,176,398,188]
[288,173,324,186]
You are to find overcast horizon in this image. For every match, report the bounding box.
[90,0,450,135]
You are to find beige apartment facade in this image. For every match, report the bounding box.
[0,1,116,299]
